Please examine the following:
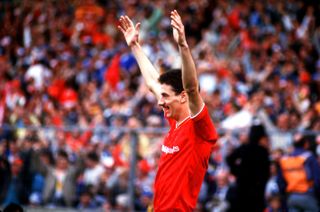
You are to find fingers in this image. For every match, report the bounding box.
[119,16,128,30]
[118,15,140,33]
[117,25,125,34]
[170,10,181,23]
[170,10,182,30]
[135,22,141,32]
[125,15,134,28]
[171,10,180,19]
[123,15,131,28]
[171,20,179,31]
[118,15,132,30]
[118,16,126,32]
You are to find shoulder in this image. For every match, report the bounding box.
[191,104,218,142]
[303,151,318,164]
[300,151,312,159]
[191,104,210,122]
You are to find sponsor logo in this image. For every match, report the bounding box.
[161,145,180,154]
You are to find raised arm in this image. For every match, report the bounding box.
[118,15,161,100]
[170,10,203,116]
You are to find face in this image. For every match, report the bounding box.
[216,171,229,188]
[158,84,186,119]
[56,156,69,170]
[85,158,95,168]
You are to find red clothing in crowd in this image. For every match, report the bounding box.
[154,106,218,211]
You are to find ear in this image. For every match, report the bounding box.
[180,91,188,104]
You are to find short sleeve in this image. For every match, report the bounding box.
[192,105,218,142]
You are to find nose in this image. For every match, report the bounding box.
[158,97,164,107]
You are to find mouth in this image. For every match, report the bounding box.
[162,106,170,113]
[163,105,169,110]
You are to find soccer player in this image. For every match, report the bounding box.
[118,10,218,211]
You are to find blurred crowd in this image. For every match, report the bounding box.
[0,0,320,211]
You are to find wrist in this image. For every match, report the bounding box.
[130,42,141,53]
[129,41,140,48]
[178,43,189,49]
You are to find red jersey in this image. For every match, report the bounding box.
[154,105,218,211]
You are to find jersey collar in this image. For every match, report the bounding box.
[175,115,190,128]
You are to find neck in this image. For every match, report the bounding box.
[175,109,190,127]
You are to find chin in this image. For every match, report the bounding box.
[163,110,172,118]
[165,113,171,118]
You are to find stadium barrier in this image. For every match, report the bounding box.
[0,124,319,211]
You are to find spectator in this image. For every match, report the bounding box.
[32,150,84,207]
[83,151,105,187]
[77,189,98,210]
[0,153,11,204]
[265,161,280,201]
[278,134,320,211]
[207,169,231,212]
[226,123,270,212]
[265,194,282,212]
[1,157,25,206]
[1,136,34,206]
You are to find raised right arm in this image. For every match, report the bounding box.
[118,16,161,100]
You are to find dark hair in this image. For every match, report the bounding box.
[248,123,267,145]
[57,150,69,160]
[3,203,24,212]
[293,138,305,148]
[87,152,99,162]
[158,69,183,95]
[293,135,314,149]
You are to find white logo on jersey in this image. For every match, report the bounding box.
[161,145,180,154]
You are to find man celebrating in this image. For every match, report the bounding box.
[118,10,218,211]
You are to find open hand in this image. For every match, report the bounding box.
[170,10,188,48]
[118,15,140,46]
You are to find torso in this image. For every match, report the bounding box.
[154,106,217,211]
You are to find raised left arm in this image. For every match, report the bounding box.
[170,10,203,116]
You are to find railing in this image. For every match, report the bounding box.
[0,124,319,211]
[1,124,319,135]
